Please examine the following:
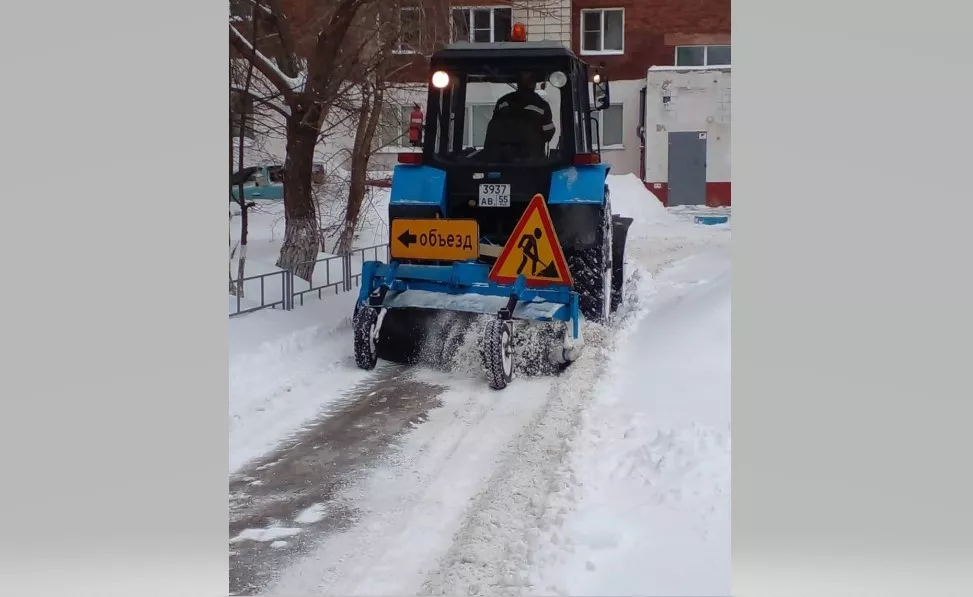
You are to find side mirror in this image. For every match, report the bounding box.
[593,72,611,110]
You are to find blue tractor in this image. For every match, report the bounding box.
[353,36,633,390]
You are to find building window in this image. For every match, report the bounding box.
[675,44,731,66]
[377,105,412,149]
[396,7,422,54]
[463,104,494,148]
[594,104,623,147]
[452,7,512,43]
[580,8,624,55]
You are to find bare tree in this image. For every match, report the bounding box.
[230,0,392,281]
[333,2,409,255]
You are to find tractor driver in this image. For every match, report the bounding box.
[490,71,556,158]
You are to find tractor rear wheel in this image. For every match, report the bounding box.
[566,199,613,324]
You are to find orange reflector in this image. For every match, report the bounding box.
[511,22,527,42]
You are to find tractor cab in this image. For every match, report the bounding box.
[411,40,610,168]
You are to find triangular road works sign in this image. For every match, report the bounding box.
[488,194,573,287]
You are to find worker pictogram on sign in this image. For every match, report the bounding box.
[488,194,572,287]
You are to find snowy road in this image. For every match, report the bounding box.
[229,366,448,594]
[228,175,731,596]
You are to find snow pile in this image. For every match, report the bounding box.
[530,250,731,596]
[607,173,673,227]
[607,174,731,277]
[294,503,328,524]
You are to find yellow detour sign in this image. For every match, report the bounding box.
[488,194,572,287]
[390,218,479,262]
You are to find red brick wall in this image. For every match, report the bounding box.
[571,0,729,80]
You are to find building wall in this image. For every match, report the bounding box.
[582,79,642,176]
[570,0,730,79]
[642,66,731,206]
[519,0,571,45]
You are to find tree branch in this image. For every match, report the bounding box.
[263,0,302,72]
[230,23,299,103]
[230,86,290,118]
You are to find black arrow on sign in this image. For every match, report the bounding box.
[397,229,417,247]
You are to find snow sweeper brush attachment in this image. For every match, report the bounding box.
[353,259,584,390]
[351,192,627,390]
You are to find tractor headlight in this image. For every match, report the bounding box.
[548,71,567,89]
[432,71,450,89]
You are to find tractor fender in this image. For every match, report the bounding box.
[547,164,611,206]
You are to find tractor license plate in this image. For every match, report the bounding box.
[478,184,510,207]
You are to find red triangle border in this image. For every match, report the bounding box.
[488,194,573,288]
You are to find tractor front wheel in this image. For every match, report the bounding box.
[483,318,514,390]
[353,305,381,370]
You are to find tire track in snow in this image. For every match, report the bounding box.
[262,368,557,596]
[417,318,626,596]
[230,308,381,474]
[229,366,447,596]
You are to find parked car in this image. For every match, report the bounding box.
[230,165,284,201]
[229,162,326,202]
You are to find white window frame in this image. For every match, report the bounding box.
[593,103,624,149]
[450,6,512,44]
[674,44,731,67]
[394,6,422,55]
[579,8,625,56]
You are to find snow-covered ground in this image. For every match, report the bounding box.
[529,249,730,596]
[228,174,730,596]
